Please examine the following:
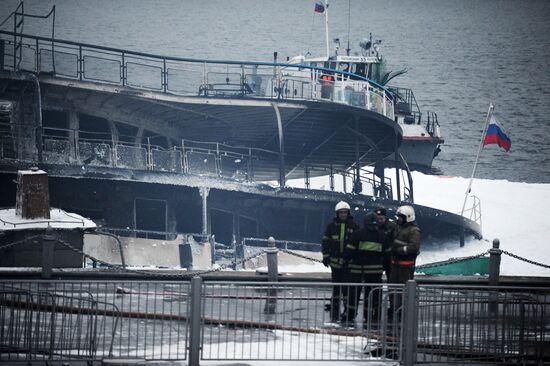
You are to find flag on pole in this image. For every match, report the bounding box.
[483,114,511,151]
[314,1,325,13]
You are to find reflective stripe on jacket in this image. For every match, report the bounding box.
[322,216,359,269]
[345,227,385,274]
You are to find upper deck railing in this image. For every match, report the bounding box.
[0,30,394,120]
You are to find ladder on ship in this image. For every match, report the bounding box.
[0,2,56,72]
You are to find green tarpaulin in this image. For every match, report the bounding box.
[417,257,489,276]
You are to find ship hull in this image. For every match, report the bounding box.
[0,166,481,250]
[386,136,442,169]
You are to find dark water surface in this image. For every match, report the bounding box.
[2,0,549,183]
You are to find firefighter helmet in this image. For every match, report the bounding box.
[396,205,415,223]
[335,201,351,212]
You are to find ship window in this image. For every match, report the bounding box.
[79,114,111,141]
[115,122,138,144]
[42,110,68,137]
[211,208,233,246]
[355,64,367,78]
[338,63,350,72]
[134,198,167,234]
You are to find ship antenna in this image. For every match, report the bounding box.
[346,0,351,56]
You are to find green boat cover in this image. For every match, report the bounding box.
[416,257,489,276]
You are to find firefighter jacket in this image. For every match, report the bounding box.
[378,220,396,273]
[391,221,421,264]
[322,216,359,269]
[345,226,385,274]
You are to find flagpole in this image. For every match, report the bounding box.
[324,0,330,58]
[461,103,494,216]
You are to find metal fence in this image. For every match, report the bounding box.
[196,280,404,363]
[0,281,190,363]
[1,279,548,364]
[415,284,550,364]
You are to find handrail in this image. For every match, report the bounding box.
[0,30,395,120]
[0,30,389,90]
[459,194,482,227]
[1,123,396,199]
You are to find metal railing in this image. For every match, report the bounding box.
[426,111,442,139]
[242,237,321,252]
[415,284,550,364]
[1,279,548,365]
[461,194,482,227]
[0,280,190,363]
[388,86,421,125]
[196,280,404,362]
[0,121,397,198]
[0,31,395,120]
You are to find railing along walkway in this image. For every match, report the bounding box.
[0,279,549,365]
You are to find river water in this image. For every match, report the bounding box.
[1,0,549,183]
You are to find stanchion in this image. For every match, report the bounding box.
[264,236,278,314]
[489,238,502,313]
[41,228,55,279]
[188,276,202,366]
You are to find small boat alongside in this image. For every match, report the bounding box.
[286,2,444,170]
[416,255,489,276]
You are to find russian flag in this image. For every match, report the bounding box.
[314,1,325,13]
[483,115,511,151]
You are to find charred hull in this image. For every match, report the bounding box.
[0,166,481,250]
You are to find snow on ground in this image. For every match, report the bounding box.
[411,172,550,277]
[286,171,550,278]
[146,330,397,366]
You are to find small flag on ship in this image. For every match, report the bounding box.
[314,1,325,13]
[483,114,511,152]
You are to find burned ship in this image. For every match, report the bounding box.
[0,7,481,267]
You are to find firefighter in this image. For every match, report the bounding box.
[390,205,421,284]
[374,207,396,278]
[342,213,385,324]
[322,201,359,322]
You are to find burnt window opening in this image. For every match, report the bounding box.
[134,198,167,239]
[142,130,170,150]
[211,208,234,246]
[239,214,259,239]
[79,114,112,141]
[42,110,68,137]
[115,122,139,144]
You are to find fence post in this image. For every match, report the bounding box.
[231,235,237,270]
[489,238,501,286]
[402,280,418,366]
[188,276,203,366]
[41,228,55,279]
[489,238,501,313]
[209,234,215,265]
[380,272,389,356]
[264,236,278,314]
